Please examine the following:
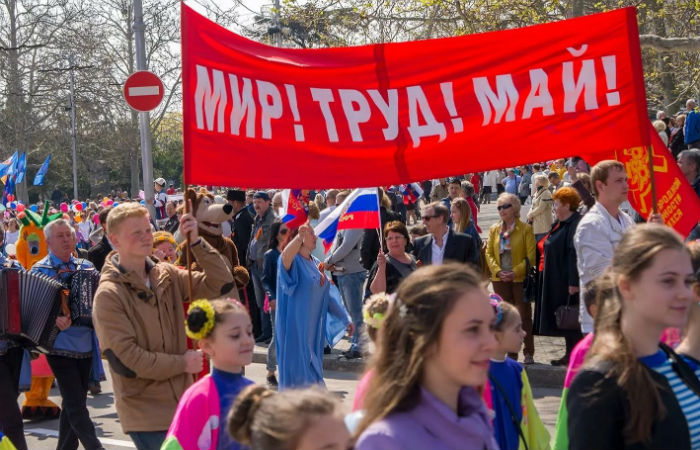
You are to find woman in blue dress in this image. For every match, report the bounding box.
[276,223,354,390]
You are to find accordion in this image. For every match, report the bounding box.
[0,268,66,353]
[67,268,101,327]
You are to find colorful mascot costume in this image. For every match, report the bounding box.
[16,202,63,419]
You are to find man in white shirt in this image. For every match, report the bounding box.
[574,160,661,333]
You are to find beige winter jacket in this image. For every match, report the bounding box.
[527,188,554,235]
[92,238,234,433]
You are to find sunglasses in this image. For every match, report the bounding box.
[497,204,513,211]
[422,215,436,221]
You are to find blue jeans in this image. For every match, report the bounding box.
[250,264,272,339]
[336,271,366,352]
[128,431,167,450]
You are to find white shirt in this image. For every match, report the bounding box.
[319,204,337,222]
[574,202,635,333]
[431,228,450,265]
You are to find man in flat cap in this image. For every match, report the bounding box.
[247,191,275,343]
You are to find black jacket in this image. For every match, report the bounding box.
[232,207,254,264]
[534,212,582,336]
[87,235,112,272]
[411,228,479,267]
[360,207,403,271]
[568,363,692,450]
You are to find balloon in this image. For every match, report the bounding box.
[112,202,119,207]
[5,244,15,257]
[81,202,88,210]
[75,214,82,223]
[74,203,83,212]
[6,194,14,202]
[103,197,109,203]
[107,200,114,206]
[16,204,25,212]
[92,214,100,225]
[0,204,5,213]
[60,203,68,213]
[10,202,16,209]
[140,200,145,205]
[5,202,11,209]
[30,205,38,212]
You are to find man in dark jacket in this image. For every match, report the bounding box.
[227,189,259,335]
[412,202,479,267]
[247,191,275,343]
[87,207,112,272]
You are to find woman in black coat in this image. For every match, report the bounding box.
[534,186,583,366]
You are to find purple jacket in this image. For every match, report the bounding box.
[356,386,499,450]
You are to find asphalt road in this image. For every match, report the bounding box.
[21,360,562,450]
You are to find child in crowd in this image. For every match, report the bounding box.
[228,385,352,450]
[551,279,602,450]
[354,263,499,450]
[486,296,549,450]
[161,299,254,450]
[352,293,391,412]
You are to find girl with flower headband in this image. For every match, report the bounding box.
[352,293,391,412]
[484,294,549,450]
[161,298,254,450]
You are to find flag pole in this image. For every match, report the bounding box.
[377,187,383,250]
[184,185,194,302]
[647,144,658,214]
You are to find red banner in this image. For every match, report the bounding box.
[181,5,647,188]
[586,122,700,236]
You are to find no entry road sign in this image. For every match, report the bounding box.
[123,71,164,112]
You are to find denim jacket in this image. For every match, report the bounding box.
[31,252,95,358]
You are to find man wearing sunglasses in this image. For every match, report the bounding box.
[412,202,479,267]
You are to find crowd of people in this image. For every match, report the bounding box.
[2,109,700,449]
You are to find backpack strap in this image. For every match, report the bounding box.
[488,373,530,450]
[659,342,700,398]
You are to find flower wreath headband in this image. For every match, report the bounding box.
[363,293,398,329]
[185,299,215,340]
[489,293,505,327]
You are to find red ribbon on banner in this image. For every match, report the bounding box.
[181,5,648,188]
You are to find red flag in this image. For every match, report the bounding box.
[586,122,700,236]
[181,5,648,188]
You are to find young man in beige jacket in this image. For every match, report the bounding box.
[92,203,234,450]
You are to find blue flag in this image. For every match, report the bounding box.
[0,151,18,178]
[33,154,51,186]
[14,152,26,184]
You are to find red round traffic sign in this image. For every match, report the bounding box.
[123,71,164,112]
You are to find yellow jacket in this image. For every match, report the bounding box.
[486,219,536,283]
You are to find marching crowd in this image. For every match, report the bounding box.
[2,134,700,450]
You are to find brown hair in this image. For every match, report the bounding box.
[493,301,519,331]
[307,202,320,221]
[383,220,410,243]
[228,385,343,450]
[106,203,149,235]
[552,187,581,212]
[450,197,472,233]
[378,188,392,209]
[355,263,486,437]
[585,224,689,444]
[590,160,625,197]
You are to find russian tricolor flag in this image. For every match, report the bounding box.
[314,188,380,252]
[399,183,424,204]
[279,189,309,229]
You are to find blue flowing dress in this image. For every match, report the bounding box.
[275,253,350,390]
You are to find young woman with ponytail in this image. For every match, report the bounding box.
[568,224,700,450]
